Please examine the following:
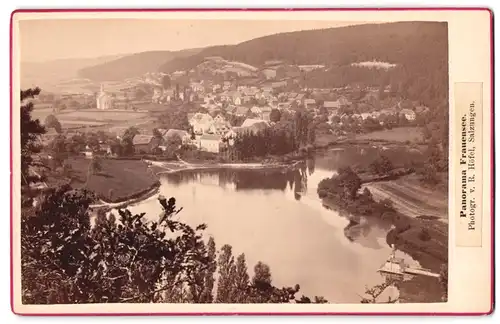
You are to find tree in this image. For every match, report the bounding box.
[85,132,100,152]
[369,155,394,175]
[216,244,236,303]
[152,128,164,140]
[108,138,123,156]
[317,167,361,201]
[48,135,68,168]
[44,114,62,134]
[22,189,212,304]
[158,109,190,131]
[68,100,80,110]
[360,279,399,304]
[232,253,250,303]
[121,127,140,156]
[123,126,140,140]
[378,83,386,100]
[318,105,328,116]
[135,88,146,100]
[85,156,103,187]
[162,75,172,89]
[21,87,46,186]
[269,109,282,123]
[198,237,217,303]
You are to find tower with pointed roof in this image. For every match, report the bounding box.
[96,83,112,110]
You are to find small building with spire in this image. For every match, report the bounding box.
[96,84,112,110]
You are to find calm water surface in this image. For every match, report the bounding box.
[127,147,421,303]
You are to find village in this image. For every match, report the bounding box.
[34,58,430,159]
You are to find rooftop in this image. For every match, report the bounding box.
[165,129,189,138]
[133,135,154,145]
[200,134,222,141]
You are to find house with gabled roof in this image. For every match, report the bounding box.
[189,113,214,134]
[241,118,270,130]
[133,135,162,154]
[200,134,222,153]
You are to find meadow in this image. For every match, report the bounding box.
[67,157,159,203]
[355,127,424,143]
[60,110,149,122]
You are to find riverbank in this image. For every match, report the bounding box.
[89,183,161,211]
[314,127,427,152]
[147,159,301,175]
[363,173,448,222]
[317,168,448,275]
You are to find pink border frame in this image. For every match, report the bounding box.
[9,7,495,316]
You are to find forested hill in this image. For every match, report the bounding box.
[160,21,448,108]
[158,21,448,72]
[78,48,202,81]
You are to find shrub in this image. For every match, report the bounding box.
[418,228,432,241]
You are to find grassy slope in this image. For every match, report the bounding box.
[67,157,159,203]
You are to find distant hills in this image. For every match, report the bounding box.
[22,21,448,107]
[77,48,202,81]
[20,54,125,91]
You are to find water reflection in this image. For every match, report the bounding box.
[162,152,391,250]
[164,166,310,198]
[126,146,422,302]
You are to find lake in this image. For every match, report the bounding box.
[126,146,423,303]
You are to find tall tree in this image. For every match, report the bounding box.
[85,156,103,188]
[216,244,236,303]
[162,75,172,89]
[20,87,46,185]
[232,253,250,303]
[44,114,62,134]
[198,237,217,303]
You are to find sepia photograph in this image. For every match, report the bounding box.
[10,9,493,315]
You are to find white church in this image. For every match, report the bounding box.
[96,84,112,110]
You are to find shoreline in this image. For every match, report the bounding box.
[88,159,303,211]
[89,181,161,211]
[148,159,303,175]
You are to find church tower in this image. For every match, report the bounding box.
[96,83,111,110]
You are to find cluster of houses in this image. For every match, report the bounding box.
[38,62,430,158]
[128,114,270,155]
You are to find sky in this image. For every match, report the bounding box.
[19,19,366,62]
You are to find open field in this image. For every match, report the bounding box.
[31,108,78,122]
[355,127,424,143]
[59,120,109,126]
[59,110,149,122]
[66,157,159,203]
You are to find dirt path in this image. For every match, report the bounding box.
[363,180,448,222]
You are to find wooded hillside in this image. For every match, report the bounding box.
[160,21,448,106]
